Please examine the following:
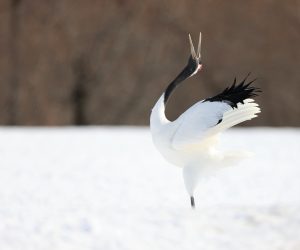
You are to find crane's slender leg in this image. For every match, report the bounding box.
[190,196,195,209]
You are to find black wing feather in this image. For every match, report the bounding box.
[204,73,261,109]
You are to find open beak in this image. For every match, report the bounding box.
[189,32,202,60]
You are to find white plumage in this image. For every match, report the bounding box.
[150,33,261,208]
[151,94,260,168]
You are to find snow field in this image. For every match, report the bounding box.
[0,127,299,250]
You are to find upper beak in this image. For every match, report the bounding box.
[189,32,201,60]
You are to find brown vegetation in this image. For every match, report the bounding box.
[0,0,299,126]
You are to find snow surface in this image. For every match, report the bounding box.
[0,127,299,250]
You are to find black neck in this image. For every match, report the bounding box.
[164,66,191,104]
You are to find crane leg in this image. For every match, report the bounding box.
[190,196,195,209]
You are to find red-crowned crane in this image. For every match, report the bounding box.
[150,33,261,208]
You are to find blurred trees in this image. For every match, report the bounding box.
[0,0,299,126]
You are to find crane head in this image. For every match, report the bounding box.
[187,32,202,76]
[163,32,204,104]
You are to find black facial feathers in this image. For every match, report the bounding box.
[164,56,199,104]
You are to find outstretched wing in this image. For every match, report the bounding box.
[171,75,261,150]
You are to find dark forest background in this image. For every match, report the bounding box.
[0,0,299,126]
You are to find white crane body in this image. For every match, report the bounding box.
[150,33,261,207]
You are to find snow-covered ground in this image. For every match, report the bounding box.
[0,127,299,250]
